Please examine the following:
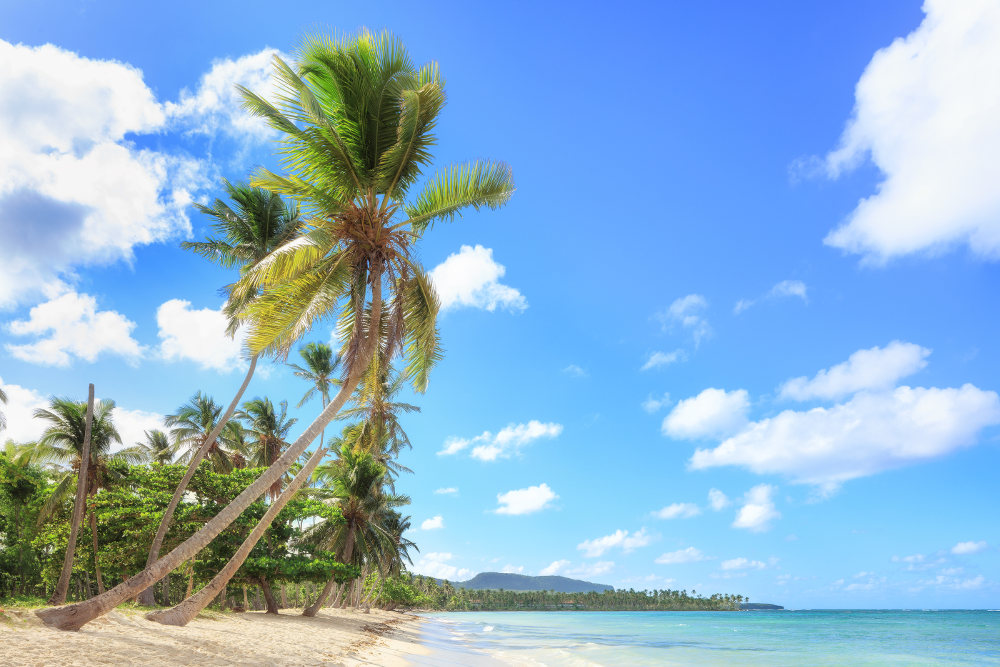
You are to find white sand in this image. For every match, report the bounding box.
[0,606,429,666]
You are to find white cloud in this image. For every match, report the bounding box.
[0,378,48,442]
[0,375,162,452]
[500,564,524,574]
[952,540,987,555]
[156,299,245,373]
[708,489,730,511]
[642,393,672,414]
[641,349,686,371]
[578,528,652,558]
[167,48,285,142]
[429,245,526,312]
[732,485,780,532]
[734,280,808,314]
[822,0,1000,260]
[6,290,143,366]
[421,515,444,531]
[111,406,165,452]
[692,385,1000,487]
[0,39,199,308]
[779,341,930,401]
[562,364,587,378]
[892,554,925,564]
[663,388,750,440]
[495,483,558,515]
[539,560,571,576]
[565,561,615,579]
[660,294,711,345]
[411,552,472,581]
[721,557,767,571]
[653,503,701,520]
[655,547,708,565]
[434,487,458,495]
[438,420,563,461]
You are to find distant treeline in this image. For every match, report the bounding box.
[406,575,746,611]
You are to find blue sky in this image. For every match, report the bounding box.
[1,0,998,608]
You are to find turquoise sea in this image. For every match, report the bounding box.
[412,610,1000,666]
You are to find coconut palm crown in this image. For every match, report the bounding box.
[237,29,515,390]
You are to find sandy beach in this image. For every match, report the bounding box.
[0,607,430,666]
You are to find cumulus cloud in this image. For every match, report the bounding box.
[653,503,701,520]
[411,552,471,581]
[0,39,199,308]
[429,245,526,312]
[0,375,161,451]
[500,564,524,574]
[779,341,930,401]
[734,280,808,314]
[659,294,711,345]
[562,364,587,378]
[539,560,571,576]
[732,485,780,532]
[721,557,767,571]
[952,540,987,555]
[6,290,143,366]
[494,483,558,515]
[167,48,285,142]
[578,528,652,558]
[708,488,730,511]
[434,487,458,495]
[641,349,686,371]
[642,393,672,414]
[438,420,563,461]
[822,0,1000,260]
[692,385,1000,487]
[663,388,750,440]
[421,515,444,531]
[655,547,708,565]
[565,561,614,579]
[156,299,245,372]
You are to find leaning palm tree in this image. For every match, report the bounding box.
[37,30,512,630]
[237,397,296,500]
[289,341,340,448]
[28,398,144,597]
[136,183,302,606]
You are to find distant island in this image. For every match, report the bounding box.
[404,572,761,611]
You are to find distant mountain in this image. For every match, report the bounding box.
[454,572,613,593]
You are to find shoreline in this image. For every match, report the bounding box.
[0,606,431,666]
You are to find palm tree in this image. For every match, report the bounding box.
[301,444,409,615]
[135,184,303,606]
[38,30,512,630]
[136,430,176,465]
[167,393,239,473]
[289,341,340,448]
[237,397,296,499]
[28,398,143,597]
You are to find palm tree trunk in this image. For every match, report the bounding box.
[88,509,104,595]
[36,285,381,631]
[259,578,279,614]
[138,356,258,606]
[145,442,328,626]
[48,384,94,606]
[302,528,355,617]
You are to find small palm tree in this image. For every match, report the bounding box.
[167,393,239,473]
[28,398,143,596]
[237,398,297,499]
[136,430,177,465]
[289,342,340,448]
